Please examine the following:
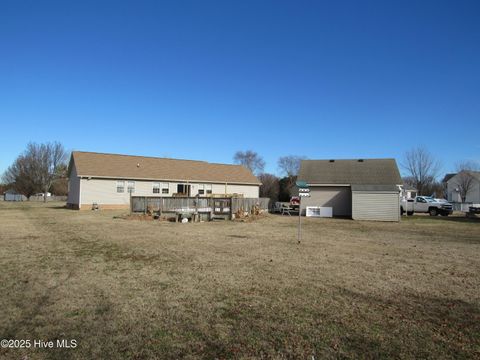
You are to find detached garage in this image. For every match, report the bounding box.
[297,159,402,222]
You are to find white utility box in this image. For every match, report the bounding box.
[306,206,333,218]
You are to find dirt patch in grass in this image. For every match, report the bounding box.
[0,202,479,359]
[115,213,155,221]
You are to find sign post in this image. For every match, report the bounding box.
[296,181,310,243]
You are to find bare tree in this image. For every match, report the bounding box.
[3,154,39,198]
[402,147,441,195]
[258,173,279,202]
[233,150,265,175]
[453,161,480,202]
[277,155,307,177]
[2,142,68,201]
[50,163,69,196]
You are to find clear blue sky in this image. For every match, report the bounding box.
[1,0,479,177]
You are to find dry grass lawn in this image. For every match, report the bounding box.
[0,201,479,359]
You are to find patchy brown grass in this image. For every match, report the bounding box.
[0,201,479,359]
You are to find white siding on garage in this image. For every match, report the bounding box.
[352,191,399,222]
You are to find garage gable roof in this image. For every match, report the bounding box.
[69,151,261,185]
[298,159,402,186]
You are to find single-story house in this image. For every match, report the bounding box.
[446,171,480,203]
[297,158,402,221]
[67,151,261,210]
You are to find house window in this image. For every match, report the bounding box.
[161,183,169,194]
[127,181,135,193]
[153,182,160,194]
[205,184,212,194]
[198,184,205,195]
[116,181,125,193]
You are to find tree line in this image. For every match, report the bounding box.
[2,143,478,203]
[233,150,306,202]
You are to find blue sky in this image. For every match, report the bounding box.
[1,0,479,177]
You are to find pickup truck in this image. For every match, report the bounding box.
[401,196,453,216]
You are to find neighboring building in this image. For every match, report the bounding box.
[4,189,26,201]
[67,151,261,210]
[402,186,418,200]
[297,159,402,221]
[446,171,480,203]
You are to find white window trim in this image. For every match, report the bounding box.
[127,181,135,193]
[116,180,125,193]
[161,182,169,194]
[205,183,212,194]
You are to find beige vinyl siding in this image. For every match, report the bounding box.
[159,183,259,197]
[209,183,259,198]
[352,191,400,222]
[79,178,260,207]
[67,164,81,206]
[301,186,352,217]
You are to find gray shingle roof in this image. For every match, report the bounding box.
[298,159,402,186]
[442,173,456,183]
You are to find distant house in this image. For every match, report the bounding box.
[446,171,480,203]
[402,186,418,200]
[4,189,26,201]
[67,151,261,210]
[297,159,402,221]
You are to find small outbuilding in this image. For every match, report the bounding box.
[297,159,402,221]
[3,189,26,201]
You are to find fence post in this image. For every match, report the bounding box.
[130,191,134,214]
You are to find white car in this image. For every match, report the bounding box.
[34,192,52,197]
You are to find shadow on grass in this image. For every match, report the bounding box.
[329,286,480,358]
[48,205,68,210]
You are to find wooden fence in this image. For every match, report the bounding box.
[131,196,270,216]
[232,197,270,213]
[1,195,67,202]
